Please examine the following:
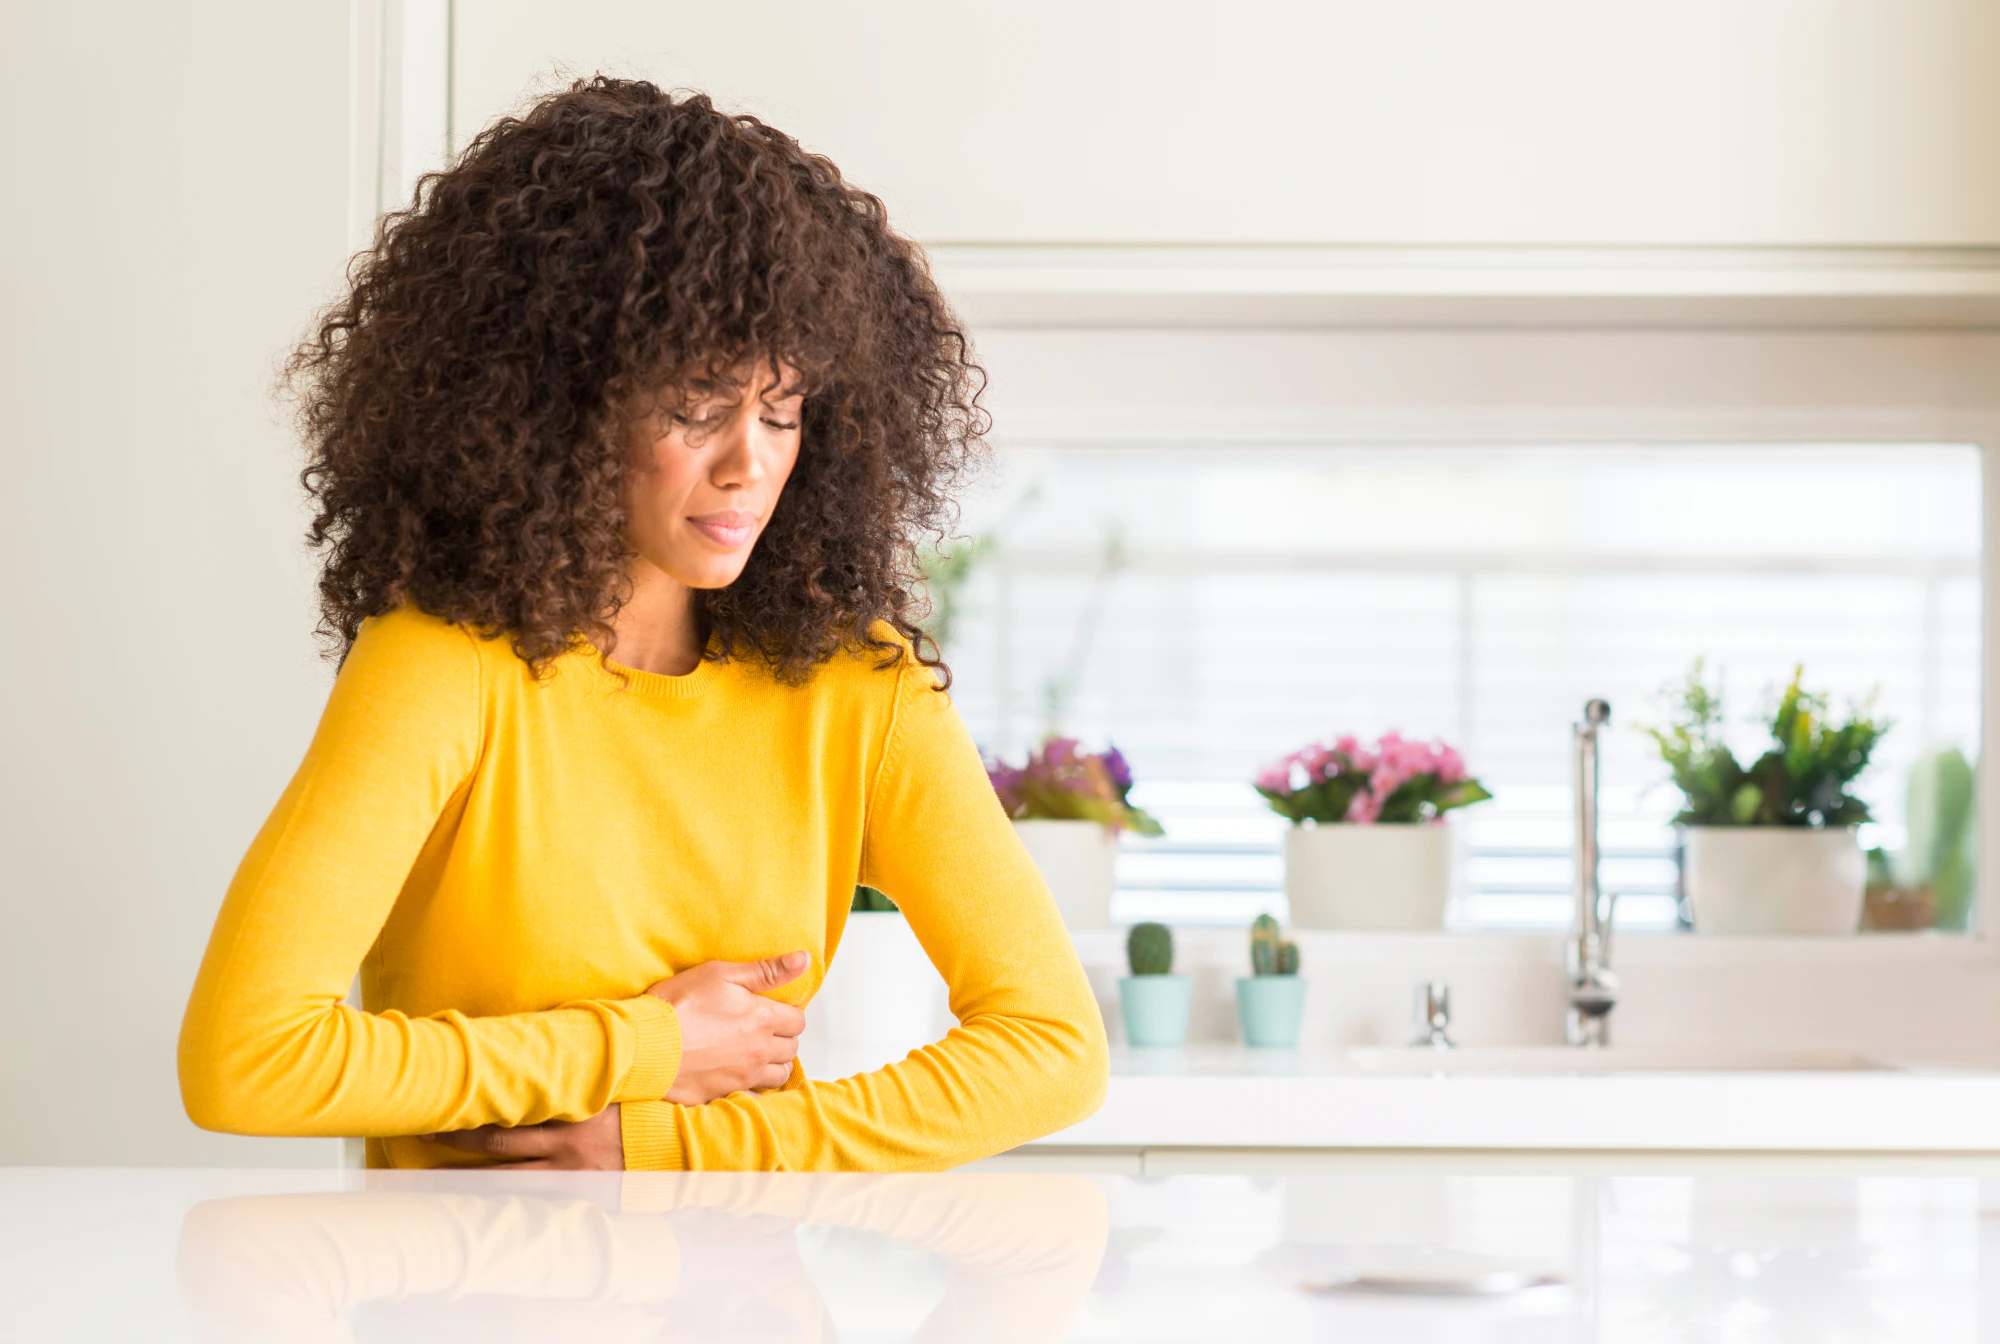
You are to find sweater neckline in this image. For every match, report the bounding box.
[569,639,718,700]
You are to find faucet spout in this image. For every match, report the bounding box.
[1568,698,1619,1047]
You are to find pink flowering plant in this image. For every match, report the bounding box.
[988,737,1165,836]
[1254,732,1491,825]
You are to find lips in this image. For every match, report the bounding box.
[688,511,758,548]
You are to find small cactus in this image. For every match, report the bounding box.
[1250,914,1279,974]
[1250,912,1300,976]
[1127,922,1174,976]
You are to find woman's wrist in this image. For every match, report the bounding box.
[615,993,684,1102]
[619,1098,686,1170]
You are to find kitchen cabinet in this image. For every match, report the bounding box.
[455,1,2000,250]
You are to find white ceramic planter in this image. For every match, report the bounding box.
[1284,822,1451,930]
[1683,826,1866,935]
[1014,819,1120,928]
[810,911,953,1072]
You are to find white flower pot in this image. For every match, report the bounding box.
[1683,826,1865,935]
[1284,822,1452,930]
[809,911,952,1073]
[1013,819,1119,928]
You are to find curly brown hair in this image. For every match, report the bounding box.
[288,77,986,683]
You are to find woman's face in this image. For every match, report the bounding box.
[622,361,804,591]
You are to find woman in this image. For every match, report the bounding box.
[178,78,1108,1170]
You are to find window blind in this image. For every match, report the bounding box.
[943,444,1982,930]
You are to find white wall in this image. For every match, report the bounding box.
[0,5,354,1165]
[454,0,2000,248]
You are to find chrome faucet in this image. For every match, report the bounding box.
[1567,699,1619,1047]
[1412,981,1454,1049]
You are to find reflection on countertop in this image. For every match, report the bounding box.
[174,1172,1106,1343]
[6,1164,2000,1340]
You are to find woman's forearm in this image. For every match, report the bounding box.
[622,1003,1104,1171]
[178,612,680,1140]
[180,987,679,1139]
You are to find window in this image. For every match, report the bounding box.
[942,443,1982,930]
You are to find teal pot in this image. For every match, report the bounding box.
[1119,974,1193,1047]
[1235,975,1307,1048]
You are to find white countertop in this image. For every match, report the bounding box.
[10,1164,2000,1341]
[1024,1045,2000,1153]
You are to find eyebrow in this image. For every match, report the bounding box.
[668,379,801,407]
[667,369,805,410]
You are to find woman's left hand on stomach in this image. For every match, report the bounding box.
[421,1104,625,1169]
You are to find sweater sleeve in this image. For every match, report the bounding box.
[177,611,681,1140]
[619,656,1109,1171]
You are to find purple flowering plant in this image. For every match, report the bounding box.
[987,737,1165,836]
[1255,732,1492,826]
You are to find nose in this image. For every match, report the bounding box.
[709,406,767,490]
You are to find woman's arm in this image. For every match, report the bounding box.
[177,610,681,1139]
[619,656,1110,1170]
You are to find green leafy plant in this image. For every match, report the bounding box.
[1126,922,1174,976]
[916,536,993,654]
[1866,747,1977,930]
[1644,660,1888,828]
[851,885,898,913]
[1248,913,1300,976]
[915,484,1041,656]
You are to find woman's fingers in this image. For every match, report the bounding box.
[766,1000,807,1038]
[768,1033,799,1064]
[713,950,811,991]
[426,1124,554,1159]
[757,1063,795,1090]
[419,1110,621,1168]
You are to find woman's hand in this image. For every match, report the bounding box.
[649,952,810,1104]
[423,1104,624,1168]
[417,953,807,1163]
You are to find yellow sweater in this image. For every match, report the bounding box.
[178,608,1108,1169]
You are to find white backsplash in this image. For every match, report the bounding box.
[801,921,2000,1073]
[1070,928,2000,1056]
